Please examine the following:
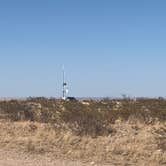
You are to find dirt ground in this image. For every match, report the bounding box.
[0,149,87,166]
[0,149,112,166]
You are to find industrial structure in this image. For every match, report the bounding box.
[62,66,69,100]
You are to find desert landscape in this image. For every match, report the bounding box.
[1,0,166,165]
[0,98,165,166]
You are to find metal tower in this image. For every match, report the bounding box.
[62,66,68,100]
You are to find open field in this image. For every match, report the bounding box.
[0,98,165,165]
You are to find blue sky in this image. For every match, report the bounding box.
[0,0,166,98]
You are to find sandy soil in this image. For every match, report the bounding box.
[0,149,98,166]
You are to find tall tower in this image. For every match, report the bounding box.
[62,66,68,100]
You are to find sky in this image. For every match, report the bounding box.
[0,0,166,98]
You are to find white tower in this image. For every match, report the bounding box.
[62,66,68,100]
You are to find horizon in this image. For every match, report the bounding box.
[0,0,166,98]
[0,95,165,101]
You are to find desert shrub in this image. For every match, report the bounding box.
[59,102,113,137]
[0,98,165,136]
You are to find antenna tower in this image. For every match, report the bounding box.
[62,66,68,100]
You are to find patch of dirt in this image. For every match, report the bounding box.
[0,149,91,166]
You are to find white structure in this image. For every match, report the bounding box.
[62,66,69,100]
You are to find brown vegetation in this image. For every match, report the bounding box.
[0,98,165,165]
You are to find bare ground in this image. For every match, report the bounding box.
[0,149,91,166]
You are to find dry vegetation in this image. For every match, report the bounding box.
[0,97,165,165]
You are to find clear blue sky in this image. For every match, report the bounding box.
[0,0,166,98]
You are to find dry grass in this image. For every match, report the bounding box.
[0,120,166,166]
[0,120,165,165]
[0,98,165,165]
